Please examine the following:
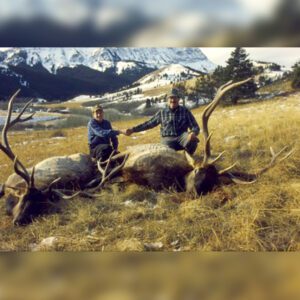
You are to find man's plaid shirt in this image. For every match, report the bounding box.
[132,105,200,137]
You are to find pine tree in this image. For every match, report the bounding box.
[193,75,215,100]
[211,65,229,87]
[145,98,151,108]
[223,47,257,104]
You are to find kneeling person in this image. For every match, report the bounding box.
[126,89,200,155]
[88,104,123,161]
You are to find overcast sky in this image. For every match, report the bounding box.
[201,48,300,68]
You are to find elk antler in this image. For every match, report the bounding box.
[224,146,295,184]
[0,90,35,188]
[256,146,294,176]
[201,78,252,167]
[87,150,129,192]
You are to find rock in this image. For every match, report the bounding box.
[30,236,58,251]
[144,242,164,251]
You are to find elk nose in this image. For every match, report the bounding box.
[13,217,27,226]
[13,219,21,226]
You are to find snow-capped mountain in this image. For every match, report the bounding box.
[0,47,215,100]
[138,64,202,86]
[0,47,215,74]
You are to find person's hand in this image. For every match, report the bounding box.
[188,132,199,142]
[125,128,134,136]
[118,129,127,135]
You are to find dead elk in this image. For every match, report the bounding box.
[106,79,294,197]
[0,90,122,225]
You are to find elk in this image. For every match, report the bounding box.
[94,78,294,196]
[0,90,125,225]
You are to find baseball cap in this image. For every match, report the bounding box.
[168,88,180,98]
[92,104,103,113]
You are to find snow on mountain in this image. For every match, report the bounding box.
[0,47,215,74]
[68,64,202,104]
[253,60,290,81]
[115,61,139,75]
[138,64,201,85]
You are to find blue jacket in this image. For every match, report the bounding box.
[87,118,119,150]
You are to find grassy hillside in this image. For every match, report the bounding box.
[0,92,299,251]
[258,78,294,94]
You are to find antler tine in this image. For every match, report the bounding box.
[0,90,36,187]
[218,162,238,175]
[52,189,103,199]
[8,98,35,129]
[51,189,81,200]
[255,146,295,176]
[13,156,30,186]
[88,153,129,192]
[221,146,295,185]
[44,176,102,200]
[97,150,116,177]
[101,153,129,185]
[209,151,226,165]
[201,78,252,165]
[228,173,257,185]
[202,132,213,167]
[99,151,129,165]
[97,159,105,173]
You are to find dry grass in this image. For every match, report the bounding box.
[258,79,294,94]
[0,92,299,251]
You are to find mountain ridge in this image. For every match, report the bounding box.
[0,48,215,100]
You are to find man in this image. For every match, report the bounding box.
[126,89,200,154]
[88,104,125,160]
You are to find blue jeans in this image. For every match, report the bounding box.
[161,132,199,155]
[90,144,113,161]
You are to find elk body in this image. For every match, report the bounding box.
[113,143,219,195]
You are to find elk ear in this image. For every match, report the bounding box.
[5,185,27,197]
[184,151,196,168]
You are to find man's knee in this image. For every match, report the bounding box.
[161,137,182,151]
[185,140,198,155]
[178,132,198,154]
[91,144,113,160]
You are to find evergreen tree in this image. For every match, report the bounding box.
[291,61,300,89]
[193,75,215,100]
[223,47,257,104]
[145,98,151,108]
[258,75,267,88]
[211,65,229,87]
[269,63,281,71]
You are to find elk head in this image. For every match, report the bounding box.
[183,79,294,197]
[6,174,62,225]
